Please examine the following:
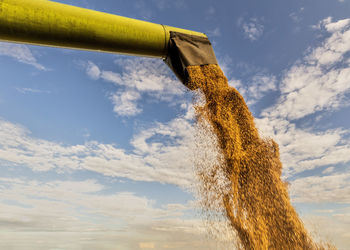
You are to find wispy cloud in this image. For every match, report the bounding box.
[0,42,47,71]
[206,6,215,16]
[151,0,186,10]
[237,17,264,41]
[15,87,51,94]
[133,0,186,19]
[85,61,101,80]
[204,6,219,22]
[289,7,304,23]
[289,12,301,23]
[206,27,221,38]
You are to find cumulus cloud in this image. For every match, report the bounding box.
[84,58,185,116]
[262,18,350,120]
[237,17,264,41]
[0,42,47,70]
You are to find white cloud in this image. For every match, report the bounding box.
[84,58,186,116]
[110,90,142,116]
[86,61,101,80]
[307,19,350,66]
[290,173,350,203]
[311,17,332,30]
[237,17,264,41]
[0,177,224,249]
[0,108,197,187]
[263,18,350,121]
[112,58,184,96]
[100,70,122,85]
[242,73,277,105]
[248,74,276,98]
[0,42,47,71]
[0,178,158,231]
[318,17,350,33]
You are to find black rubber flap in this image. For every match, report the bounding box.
[164,31,218,85]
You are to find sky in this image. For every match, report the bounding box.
[0,0,350,249]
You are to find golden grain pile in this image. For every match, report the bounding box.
[187,64,334,249]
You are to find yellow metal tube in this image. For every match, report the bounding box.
[0,0,206,58]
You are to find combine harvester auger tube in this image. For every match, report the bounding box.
[0,0,217,84]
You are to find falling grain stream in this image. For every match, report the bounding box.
[187,64,334,250]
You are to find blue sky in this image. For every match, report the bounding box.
[0,0,350,249]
